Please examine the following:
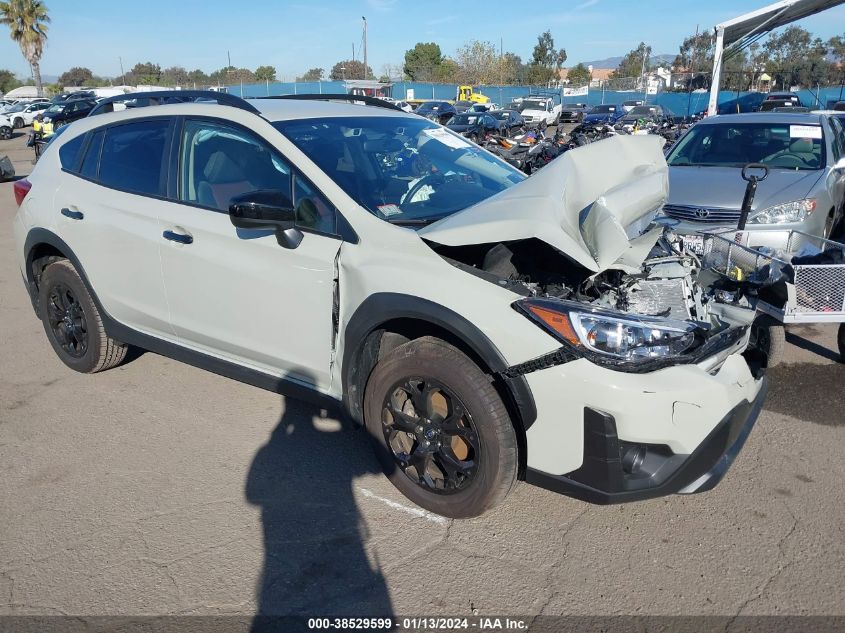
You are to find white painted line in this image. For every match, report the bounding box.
[358,487,449,525]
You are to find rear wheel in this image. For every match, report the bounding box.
[38,260,127,373]
[363,336,518,518]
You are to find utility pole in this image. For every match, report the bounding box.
[362,16,368,80]
[118,56,125,85]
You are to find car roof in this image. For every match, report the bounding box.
[700,112,826,125]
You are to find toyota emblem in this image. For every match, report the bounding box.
[694,208,710,219]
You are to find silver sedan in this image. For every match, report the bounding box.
[661,112,845,251]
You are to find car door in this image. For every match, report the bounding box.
[825,117,845,219]
[158,117,343,391]
[51,118,174,338]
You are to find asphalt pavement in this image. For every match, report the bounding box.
[1,129,844,623]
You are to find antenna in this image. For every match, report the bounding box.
[362,16,368,80]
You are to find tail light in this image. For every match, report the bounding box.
[13,178,32,207]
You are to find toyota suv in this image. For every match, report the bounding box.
[13,93,767,518]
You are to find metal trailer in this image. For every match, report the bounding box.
[703,229,845,363]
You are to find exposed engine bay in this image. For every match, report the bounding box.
[428,228,760,367]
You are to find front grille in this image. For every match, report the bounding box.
[663,204,741,224]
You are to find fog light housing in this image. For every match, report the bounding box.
[621,444,646,474]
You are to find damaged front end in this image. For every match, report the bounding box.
[420,135,758,375]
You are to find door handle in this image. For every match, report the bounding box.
[162,230,193,245]
[60,208,84,220]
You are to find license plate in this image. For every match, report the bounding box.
[682,234,704,255]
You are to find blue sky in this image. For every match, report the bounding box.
[2,0,845,81]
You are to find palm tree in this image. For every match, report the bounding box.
[0,0,50,97]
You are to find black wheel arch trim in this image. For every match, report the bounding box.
[341,292,537,431]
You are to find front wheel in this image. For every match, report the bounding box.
[363,336,518,518]
[12,117,24,129]
[0,126,11,140]
[750,320,785,368]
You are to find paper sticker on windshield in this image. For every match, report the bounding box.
[377,204,402,218]
[790,125,822,139]
[423,127,473,149]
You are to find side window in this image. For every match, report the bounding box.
[58,133,85,171]
[293,174,337,234]
[79,130,104,179]
[179,119,290,211]
[828,118,844,161]
[98,119,169,196]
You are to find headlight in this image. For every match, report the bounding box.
[515,298,699,363]
[750,199,816,224]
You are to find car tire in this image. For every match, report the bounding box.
[0,126,11,140]
[363,336,518,518]
[12,117,24,129]
[38,260,128,373]
[838,323,845,363]
[751,321,785,368]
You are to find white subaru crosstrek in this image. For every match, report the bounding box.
[13,94,768,518]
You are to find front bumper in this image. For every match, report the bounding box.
[525,378,767,503]
[662,215,827,250]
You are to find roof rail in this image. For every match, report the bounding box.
[260,93,402,111]
[87,90,261,118]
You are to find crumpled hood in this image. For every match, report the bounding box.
[419,134,669,273]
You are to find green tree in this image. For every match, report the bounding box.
[254,65,276,82]
[526,30,566,85]
[566,63,591,86]
[764,26,830,89]
[453,40,499,85]
[497,52,523,84]
[329,59,371,81]
[160,66,189,86]
[0,68,21,94]
[403,42,443,81]
[673,31,748,91]
[296,67,324,82]
[129,61,162,85]
[612,42,652,79]
[0,0,50,96]
[187,68,209,86]
[58,66,92,87]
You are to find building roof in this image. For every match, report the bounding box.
[559,67,614,81]
[3,86,40,99]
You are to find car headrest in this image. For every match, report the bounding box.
[789,138,815,154]
[203,151,245,183]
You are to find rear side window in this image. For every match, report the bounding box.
[98,119,170,196]
[80,130,104,179]
[58,134,85,171]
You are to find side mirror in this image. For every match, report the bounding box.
[229,190,303,249]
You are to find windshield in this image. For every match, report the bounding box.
[628,106,659,116]
[44,105,63,116]
[590,105,617,113]
[448,114,482,126]
[667,122,825,170]
[274,116,524,225]
[521,100,546,110]
[417,102,447,112]
[6,103,25,113]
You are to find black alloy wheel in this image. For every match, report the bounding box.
[45,283,89,358]
[380,377,479,494]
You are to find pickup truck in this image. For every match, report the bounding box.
[516,97,562,128]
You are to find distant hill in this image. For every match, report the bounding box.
[578,54,675,69]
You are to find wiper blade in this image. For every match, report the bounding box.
[386,217,438,226]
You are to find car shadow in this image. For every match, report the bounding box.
[246,392,394,631]
[785,331,840,362]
